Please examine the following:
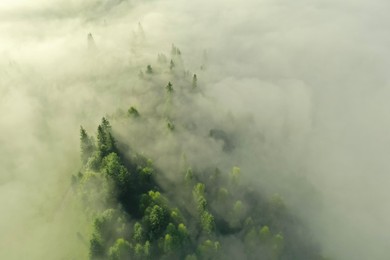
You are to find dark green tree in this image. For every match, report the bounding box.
[167,120,175,131]
[89,234,104,259]
[101,153,131,201]
[166,82,173,93]
[128,106,140,117]
[80,126,95,164]
[192,74,197,89]
[97,118,116,157]
[200,211,215,235]
[133,222,144,242]
[108,238,131,260]
[147,205,169,239]
[101,117,111,130]
[146,65,153,74]
[170,60,175,70]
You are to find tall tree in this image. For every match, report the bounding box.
[80,126,95,164]
[146,65,153,74]
[166,82,174,93]
[192,74,197,89]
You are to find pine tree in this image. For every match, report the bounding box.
[166,82,173,93]
[170,60,175,70]
[146,65,153,74]
[80,126,95,164]
[192,74,197,89]
[128,106,140,117]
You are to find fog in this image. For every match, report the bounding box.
[1,0,390,259]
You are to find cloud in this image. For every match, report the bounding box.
[1,0,389,259]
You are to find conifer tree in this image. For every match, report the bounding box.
[80,126,95,164]
[170,60,175,70]
[192,74,197,89]
[146,65,153,74]
[166,82,173,93]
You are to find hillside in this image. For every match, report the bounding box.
[73,47,324,259]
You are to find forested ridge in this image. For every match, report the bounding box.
[73,46,324,260]
[1,1,388,259]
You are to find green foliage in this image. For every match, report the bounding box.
[146,65,153,74]
[185,254,198,260]
[196,196,207,212]
[260,225,271,241]
[167,120,175,131]
[80,126,96,164]
[133,222,144,242]
[102,117,111,130]
[76,90,324,260]
[185,168,193,184]
[163,234,173,253]
[270,193,286,210]
[147,205,169,239]
[144,241,151,257]
[178,223,189,239]
[86,151,102,171]
[128,106,140,117]
[102,153,131,196]
[89,234,104,259]
[197,240,220,259]
[139,166,153,189]
[192,74,197,88]
[244,227,258,249]
[232,200,246,222]
[134,243,143,257]
[170,60,175,70]
[97,118,116,158]
[148,190,167,206]
[193,183,205,199]
[93,209,123,243]
[193,183,208,214]
[97,126,106,153]
[166,82,173,93]
[94,210,113,233]
[200,211,215,234]
[170,208,184,224]
[108,238,131,260]
[273,233,284,254]
[230,166,241,184]
[233,200,243,213]
[217,188,228,202]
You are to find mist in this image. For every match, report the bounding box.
[1,0,390,259]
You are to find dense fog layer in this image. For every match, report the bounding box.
[1,0,389,259]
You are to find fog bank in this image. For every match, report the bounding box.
[1,0,390,259]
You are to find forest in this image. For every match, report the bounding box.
[2,1,388,259]
[73,46,324,259]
